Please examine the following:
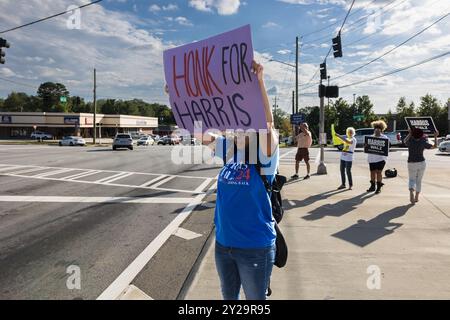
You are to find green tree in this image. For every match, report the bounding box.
[3,92,30,112]
[417,94,441,118]
[37,82,69,112]
[395,97,416,129]
[354,95,376,127]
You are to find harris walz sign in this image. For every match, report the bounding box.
[364,136,389,157]
[405,117,436,134]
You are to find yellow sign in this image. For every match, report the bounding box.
[331,124,341,146]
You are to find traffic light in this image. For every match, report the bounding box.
[320,62,327,80]
[332,33,342,58]
[0,38,10,64]
[326,86,339,98]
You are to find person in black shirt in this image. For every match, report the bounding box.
[404,127,439,204]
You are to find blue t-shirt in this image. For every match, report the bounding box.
[214,137,279,249]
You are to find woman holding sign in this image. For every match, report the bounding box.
[404,127,439,204]
[211,61,280,300]
[366,120,388,194]
[335,127,357,190]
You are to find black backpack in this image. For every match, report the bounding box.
[385,168,398,178]
[256,169,288,268]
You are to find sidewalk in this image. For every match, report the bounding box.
[185,157,450,299]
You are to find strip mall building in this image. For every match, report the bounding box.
[0,112,158,139]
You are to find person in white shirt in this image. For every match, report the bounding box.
[335,127,357,190]
[366,120,389,194]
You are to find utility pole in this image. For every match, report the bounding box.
[292,91,295,144]
[317,78,327,175]
[93,68,97,144]
[295,36,299,114]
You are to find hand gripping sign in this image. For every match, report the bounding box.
[163,25,268,134]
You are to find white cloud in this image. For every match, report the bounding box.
[162,4,179,11]
[174,17,194,27]
[262,21,280,28]
[189,0,241,15]
[277,49,292,55]
[149,4,161,12]
[0,0,170,103]
[0,68,16,77]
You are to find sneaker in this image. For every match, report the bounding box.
[291,174,299,179]
[348,185,353,190]
[337,185,346,190]
[304,175,310,180]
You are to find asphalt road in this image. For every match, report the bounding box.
[0,144,224,299]
[0,144,448,299]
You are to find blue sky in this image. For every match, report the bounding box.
[0,0,449,113]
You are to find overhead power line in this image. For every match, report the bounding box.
[0,0,103,34]
[339,50,450,88]
[302,0,408,48]
[332,11,450,81]
[0,77,36,89]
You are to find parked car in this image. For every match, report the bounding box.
[438,140,450,153]
[113,133,134,150]
[181,136,200,145]
[384,131,402,147]
[31,131,53,140]
[137,136,154,146]
[59,136,86,146]
[354,128,375,148]
[157,136,177,145]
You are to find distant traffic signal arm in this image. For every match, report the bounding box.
[0,38,10,64]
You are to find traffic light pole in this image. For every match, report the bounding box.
[317,79,327,175]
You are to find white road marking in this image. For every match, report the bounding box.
[0,165,21,172]
[194,178,213,193]
[118,285,153,300]
[0,195,194,204]
[95,172,131,184]
[97,181,217,300]
[139,175,168,187]
[150,175,176,189]
[0,163,213,180]
[173,227,203,240]
[6,167,46,175]
[64,170,101,180]
[0,163,216,194]
[279,149,296,159]
[33,168,74,178]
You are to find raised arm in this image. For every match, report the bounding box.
[252,61,278,156]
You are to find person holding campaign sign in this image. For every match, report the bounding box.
[365,120,389,194]
[211,60,279,300]
[404,127,439,204]
[335,127,357,190]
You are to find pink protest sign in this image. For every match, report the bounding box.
[163,25,268,133]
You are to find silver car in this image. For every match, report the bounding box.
[59,136,86,146]
[438,140,450,153]
[113,133,134,150]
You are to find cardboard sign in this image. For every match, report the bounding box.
[163,25,267,133]
[364,136,389,157]
[405,117,436,134]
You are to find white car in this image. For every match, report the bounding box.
[31,131,53,140]
[113,133,134,150]
[137,136,155,146]
[59,136,86,146]
[438,140,450,153]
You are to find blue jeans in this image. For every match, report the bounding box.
[215,242,276,300]
[340,160,353,186]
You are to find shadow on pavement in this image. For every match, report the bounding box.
[331,204,414,247]
[302,192,376,221]
[285,189,348,209]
